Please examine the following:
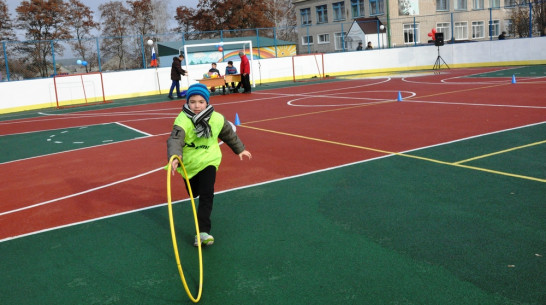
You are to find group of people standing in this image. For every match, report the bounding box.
[356,41,373,50]
[168,51,251,99]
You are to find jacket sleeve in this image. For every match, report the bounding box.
[175,61,186,76]
[167,125,186,161]
[218,119,245,155]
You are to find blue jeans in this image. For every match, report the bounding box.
[169,80,181,97]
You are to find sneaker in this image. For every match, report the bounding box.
[194,232,214,247]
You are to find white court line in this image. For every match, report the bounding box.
[115,122,152,136]
[1,121,544,243]
[0,167,164,218]
[402,99,546,109]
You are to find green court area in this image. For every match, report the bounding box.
[1,124,544,305]
[0,123,149,163]
[469,65,546,77]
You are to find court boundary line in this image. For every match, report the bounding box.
[241,123,546,183]
[2,121,544,243]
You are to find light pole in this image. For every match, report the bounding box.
[147,39,162,94]
[380,25,386,49]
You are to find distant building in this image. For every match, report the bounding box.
[293,0,515,53]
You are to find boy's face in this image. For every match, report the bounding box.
[188,95,207,114]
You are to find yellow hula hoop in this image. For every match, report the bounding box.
[167,155,203,303]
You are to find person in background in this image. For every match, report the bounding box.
[168,54,187,99]
[237,51,251,93]
[498,31,506,40]
[167,83,252,247]
[356,42,363,51]
[366,41,373,50]
[225,61,239,93]
[207,63,222,93]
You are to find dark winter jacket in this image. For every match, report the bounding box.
[170,57,186,81]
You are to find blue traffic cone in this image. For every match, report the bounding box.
[234,113,241,126]
[397,91,403,102]
[511,74,516,84]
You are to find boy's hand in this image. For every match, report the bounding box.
[238,150,252,160]
[171,156,181,175]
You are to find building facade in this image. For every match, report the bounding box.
[293,0,515,53]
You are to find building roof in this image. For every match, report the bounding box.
[157,36,295,56]
[353,17,384,34]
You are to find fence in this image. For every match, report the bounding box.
[0,2,541,82]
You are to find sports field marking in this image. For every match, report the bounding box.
[241,124,546,183]
[115,122,152,136]
[454,139,546,164]
[286,90,416,107]
[245,100,395,124]
[0,167,164,217]
[2,122,544,242]
[402,99,546,109]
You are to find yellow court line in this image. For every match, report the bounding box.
[455,139,546,164]
[240,124,546,183]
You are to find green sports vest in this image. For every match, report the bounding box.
[173,111,225,179]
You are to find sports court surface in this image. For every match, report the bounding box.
[0,66,545,304]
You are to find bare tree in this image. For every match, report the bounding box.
[99,1,132,70]
[270,0,297,41]
[176,0,277,37]
[0,0,17,41]
[66,0,99,72]
[174,6,197,36]
[127,0,154,68]
[15,0,72,77]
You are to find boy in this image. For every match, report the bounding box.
[225,61,238,92]
[167,83,252,246]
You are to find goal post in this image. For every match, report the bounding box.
[182,40,254,88]
[53,72,111,109]
[292,53,326,82]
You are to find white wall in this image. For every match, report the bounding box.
[1,37,544,114]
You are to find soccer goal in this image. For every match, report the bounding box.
[181,40,255,88]
[53,72,111,109]
[292,53,327,82]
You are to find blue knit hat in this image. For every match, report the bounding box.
[186,83,210,104]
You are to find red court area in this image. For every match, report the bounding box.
[1,68,545,240]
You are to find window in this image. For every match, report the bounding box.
[403,23,420,44]
[454,21,468,39]
[504,19,512,35]
[300,8,311,25]
[437,0,449,11]
[473,0,484,9]
[370,0,384,15]
[316,5,328,24]
[334,32,347,50]
[318,33,330,44]
[489,0,500,8]
[333,2,346,21]
[490,20,500,37]
[505,0,517,6]
[472,21,485,39]
[436,22,451,41]
[302,35,314,45]
[351,0,365,18]
[454,0,467,10]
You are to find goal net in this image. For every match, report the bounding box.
[181,40,254,88]
[53,72,111,109]
[292,53,326,82]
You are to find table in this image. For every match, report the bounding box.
[224,74,241,83]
